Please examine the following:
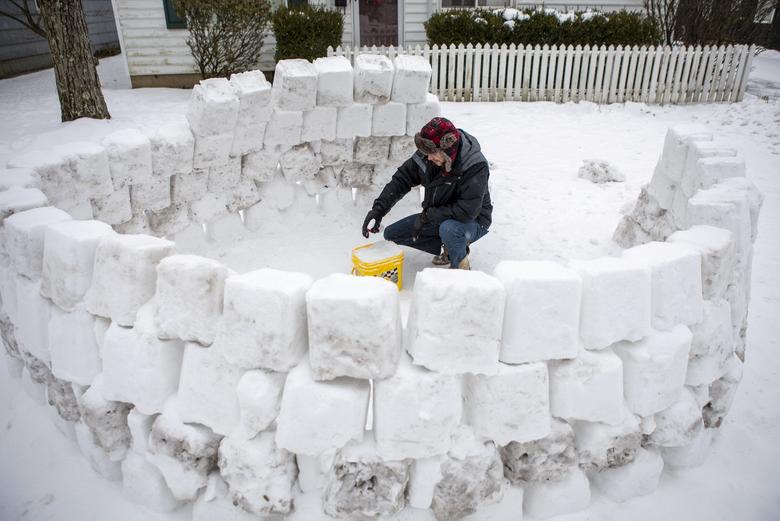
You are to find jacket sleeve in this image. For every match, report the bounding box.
[425,163,489,225]
[371,156,422,217]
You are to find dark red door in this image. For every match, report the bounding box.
[358,0,399,46]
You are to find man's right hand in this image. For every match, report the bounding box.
[362,209,382,238]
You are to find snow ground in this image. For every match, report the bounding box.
[1,53,779,520]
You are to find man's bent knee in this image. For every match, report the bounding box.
[439,219,465,242]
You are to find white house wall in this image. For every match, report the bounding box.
[404,0,432,46]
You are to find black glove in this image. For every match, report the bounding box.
[412,211,427,242]
[362,209,382,238]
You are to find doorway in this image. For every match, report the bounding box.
[357,0,399,46]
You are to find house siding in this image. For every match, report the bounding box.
[404,0,432,46]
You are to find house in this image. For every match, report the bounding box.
[112,0,644,88]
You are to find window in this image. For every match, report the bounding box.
[163,0,186,29]
[441,0,512,8]
[287,0,309,5]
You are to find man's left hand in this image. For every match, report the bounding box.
[412,212,427,242]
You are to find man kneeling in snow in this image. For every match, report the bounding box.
[361,117,493,270]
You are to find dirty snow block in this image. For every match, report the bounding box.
[703,355,742,428]
[280,144,321,182]
[230,123,265,157]
[80,374,132,461]
[494,260,581,364]
[85,234,174,326]
[193,133,234,169]
[241,148,281,183]
[230,70,272,126]
[147,399,221,501]
[571,408,642,470]
[612,325,692,417]
[275,361,369,455]
[372,102,407,137]
[320,138,354,166]
[40,219,114,310]
[102,128,154,189]
[622,241,703,330]
[273,59,317,111]
[407,93,441,136]
[390,135,417,162]
[696,156,746,190]
[647,387,703,447]
[391,55,432,103]
[90,186,133,225]
[522,468,590,519]
[374,355,462,460]
[686,299,734,386]
[354,54,394,103]
[187,77,240,136]
[313,56,353,107]
[5,206,71,279]
[407,269,504,375]
[354,136,391,165]
[306,273,401,381]
[336,103,372,139]
[130,174,171,213]
[193,474,264,521]
[589,447,663,503]
[122,452,183,513]
[216,269,312,372]
[549,348,624,425]
[6,148,77,208]
[15,277,52,362]
[150,119,195,177]
[500,419,576,484]
[264,109,303,148]
[668,225,736,301]
[302,106,338,142]
[570,257,651,350]
[155,254,230,345]
[55,142,113,199]
[0,187,48,226]
[75,421,122,481]
[218,433,297,515]
[171,168,208,201]
[464,362,550,445]
[48,306,101,386]
[234,369,286,440]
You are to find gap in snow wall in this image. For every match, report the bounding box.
[0,57,765,521]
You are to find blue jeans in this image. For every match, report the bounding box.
[383,214,488,268]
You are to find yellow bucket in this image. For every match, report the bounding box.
[351,241,404,290]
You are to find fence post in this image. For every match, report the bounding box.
[456,44,466,102]
[506,43,518,101]
[431,44,440,98]
[736,44,755,101]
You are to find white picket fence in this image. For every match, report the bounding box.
[327,43,756,104]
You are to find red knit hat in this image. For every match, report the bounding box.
[414,117,461,173]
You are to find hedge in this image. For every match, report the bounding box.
[271,5,344,62]
[425,8,663,48]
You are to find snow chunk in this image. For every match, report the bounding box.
[320,138,354,166]
[372,102,407,137]
[661,427,715,469]
[577,159,626,183]
[193,133,233,169]
[273,59,317,111]
[46,375,81,421]
[354,136,391,165]
[171,168,208,202]
[314,56,353,107]
[264,109,303,148]
[646,387,703,447]
[56,142,114,198]
[391,55,432,104]
[354,54,394,103]
[234,369,286,439]
[668,225,736,301]
[121,452,183,513]
[48,306,102,386]
[302,106,338,142]
[102,128,154,189]
[588,447,663,503]
[686,299,734,386]
[79,374,132,461]
[696,156,746,189]
[229,70,273,127]
[500,419,576,484]
[280,143,321,182]
[407,93,441,136]
[75,421,122,481]
[130,175,171,213]
[15,277,53,362]
[148,201,190,236]
[522,468,590,519]
[90,186,133,225]
[0,187,48,226]
[336,103,372,139]
[5,206,71,279]
[150,119,195,177]
[230,123,266,157]
[242,147,281,183]
[703,355,742,428]
[572,408,642,470]
[187,77,240,137]
[6,148,75,208]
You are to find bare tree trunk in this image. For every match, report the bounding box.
[771,4,780,50]
[37,0,110,122]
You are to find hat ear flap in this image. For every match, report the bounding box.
[439,131,458,150]
[414,133,438,155]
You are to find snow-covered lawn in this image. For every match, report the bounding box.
[1,53,779,520]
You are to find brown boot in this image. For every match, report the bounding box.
[432,246,450,266]
[457,255,470,270]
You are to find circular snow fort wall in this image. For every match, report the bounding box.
[0,56,764,520]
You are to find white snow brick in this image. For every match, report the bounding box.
[647,387,703,447]
[56,142,113,199]
[680,140,737,197]
[549,348,624,425]
[225,174,261,212]
[127,408,155,455]
[696,156,746,189]
[85,233,174,326]
[372,102,407,137]
[569,256,651,350]
[336,103,373,139]
[407,269,504,375]
[15,277,52,362]
[192,474,271,521]
[622,241,704,330]
[230,123,265,157]
[0,187,48,225]
[275,361,369,455]
[216,269,312,371]
[193,133,234,169]
[242,147,281,183]
[306,273,401,381]
[612,325,692,417]
[686,299,734,386]
[374,355,462,460]
[207,156,242,194]
[390,135,417,162]
[464,362,550,445]
[703,354,742,428]
[354,136,391,165]
[75,421,122,481]
[150,120,195,177]
[147,399,221,501]
[102,128,154,189]
[572,408,642,470]
[339,162,376,188]
[234,370,286,439]
[660,427,715,469]
[0,167,39,191]
[589,447,663,503]
[264,109,304,148]
[7,148,76,208]
[657,125,713,182]
[522,467,590,519]
[313,56,353,107]
[354,54,394,103]
[130,175,171,213]
[90,186,133,225]
[391,55,432,104]
[301,106,338,142]
[40,219,114,310]
[320,139,354,166]
[122,452,183,513]
[5,206,71,279]
[273,59,317,111]
[207,212,245,242]
[218,433,297,515]
[461,484,523,521]
[102,308,185,414]
[171,168,208,202]
[177,343,244,436]
[229,70,273,127]
[494,260,581,364]
[155,254,230,345]
[80,374,132,461]
[189,193,228,224]
[187,77,240,136]
[280,144,321,182]
[48,306,101,386]
[406,93,441,136]
[668,225,736,300]
[686,182,753,261]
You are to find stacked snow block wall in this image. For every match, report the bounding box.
[4,55,440,244]
[0,121,763,519]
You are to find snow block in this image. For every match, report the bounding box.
[613,186,678,247]
[218,433,296,515]
[229,70,273,127]
[264,109,304,148]
[549,348,624,425]
[0,187,48,226]
[155,254,230,345]
[273,59,317,111]
[464,362,550,445]
[500,419,576,484]
[686,299,734,386]
[657,125,713,182]
[48,306,102,386]
[0,167,39,191]
[354,136,391,165]
[407,269,504,375]
[313,56,353,107]
[280,144,321,182]
[302,106,338,142]
[90,185,133,225]
[215,269,312,371]
[646,387,703,447]
[230,123,265,157]
[193,133,233,169]
[336,103,372,139]
[571,408,642,470]
[242,147,281,183]
[374,355,462,460]
[407,93,441,136]
[7,148,76,208]
[207,156,242,194]
[275,361,369,455]
[85,233,174,326]
[589,447,663,503]
[703,355,742,428]
[192,474,267,521]
[390,135,417,162]
[127,408,154,455]
[56,142,113,199]
[372,102,407,137]
[75,421,122,481]
[696,156,746,190]
[171,168,208,202]
[391,55,432,103]
[122,452,183,513]
[102,128,154,189]
[234,369,286,440]
[686,181,754,262]
[130,175,171,213]
[680,140,737,197]
[150,119,195,177]
[207,212,245,242]
[5,206,71,279]
[660,427,715,469]
[189,193,228,224]
[522,468,590,519]
[668,225,736,301]
[622,241,703,330]
[612,325,692,417]
[148,201,190,236]
[321,139,354,166]
[80,374,132,461]
[224,174,261,212]
[494,260,581,364]
[569,256,651,350]
[339,162,376,188]
[15,277,52,362]
[306,273,401,381]
[187,77,240,137]
[354,54,394,103]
